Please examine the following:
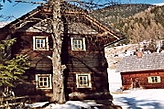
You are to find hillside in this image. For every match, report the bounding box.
[90,4,153,24]
[113,5,164,43]
[91,4,164,44]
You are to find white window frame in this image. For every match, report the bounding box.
[33,36,49,51]
[76,73,92,88]
[148,76,161,83]
[71,37,86,51]
[35,74,52,89]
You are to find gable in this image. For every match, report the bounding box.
[0,2,125,46]
[23,20,99,34]
[68,22,98,34]
[19,19,52,33]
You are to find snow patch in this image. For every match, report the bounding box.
[25,101,101,109]
[154,3,164,6]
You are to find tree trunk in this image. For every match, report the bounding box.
[50,0,66,103]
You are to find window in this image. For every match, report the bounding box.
[33,36,49,51]
[71,37,86,51]
[148,76,161,83]
[76,73,91,88]
[35,74,52,89]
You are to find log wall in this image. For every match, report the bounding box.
[9,28,111,101]
[121,70,164,90]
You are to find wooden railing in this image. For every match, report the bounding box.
[0,96,29,108]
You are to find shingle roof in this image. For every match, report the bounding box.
[0,2,126,44]
[116,52,164,73]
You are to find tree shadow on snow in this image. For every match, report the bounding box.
[117,97,163,109]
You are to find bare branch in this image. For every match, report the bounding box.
[15,0,44,4]
[47,55,52,60]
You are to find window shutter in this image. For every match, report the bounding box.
[148,77,152,83]
[71,37,74,51]
[157,76,161,83]
[82,38,86,51]
[45,36,49,50]
[33,36,36,50]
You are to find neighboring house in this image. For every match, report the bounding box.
[116,52,164,90]
[0,3,125,101]
[105,41,164,91]
[105,44,141,91]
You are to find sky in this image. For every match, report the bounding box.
[0,0,164,21]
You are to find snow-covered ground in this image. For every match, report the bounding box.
[25,100,103,109]
[24,89,164,109]
[112,89,164,109]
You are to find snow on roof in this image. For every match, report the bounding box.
[116,52,164,72]
[154,3,164,6]
[0,22,9,28]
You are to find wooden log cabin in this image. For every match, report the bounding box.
[116,52,164,90]
[0,2,125,102]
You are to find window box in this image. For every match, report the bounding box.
[33,36,49,51]
[71,37,86,51]
[35,74,52,89]
[76,73,91,88]
[148,76,161,83]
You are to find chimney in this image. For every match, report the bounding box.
[135,51,143,58]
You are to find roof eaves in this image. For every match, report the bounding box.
[104,35,126,47]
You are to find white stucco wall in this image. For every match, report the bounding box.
[107,68,122,92]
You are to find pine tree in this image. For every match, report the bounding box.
[0,38,29,87]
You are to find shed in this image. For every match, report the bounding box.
[116,52,164,90]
